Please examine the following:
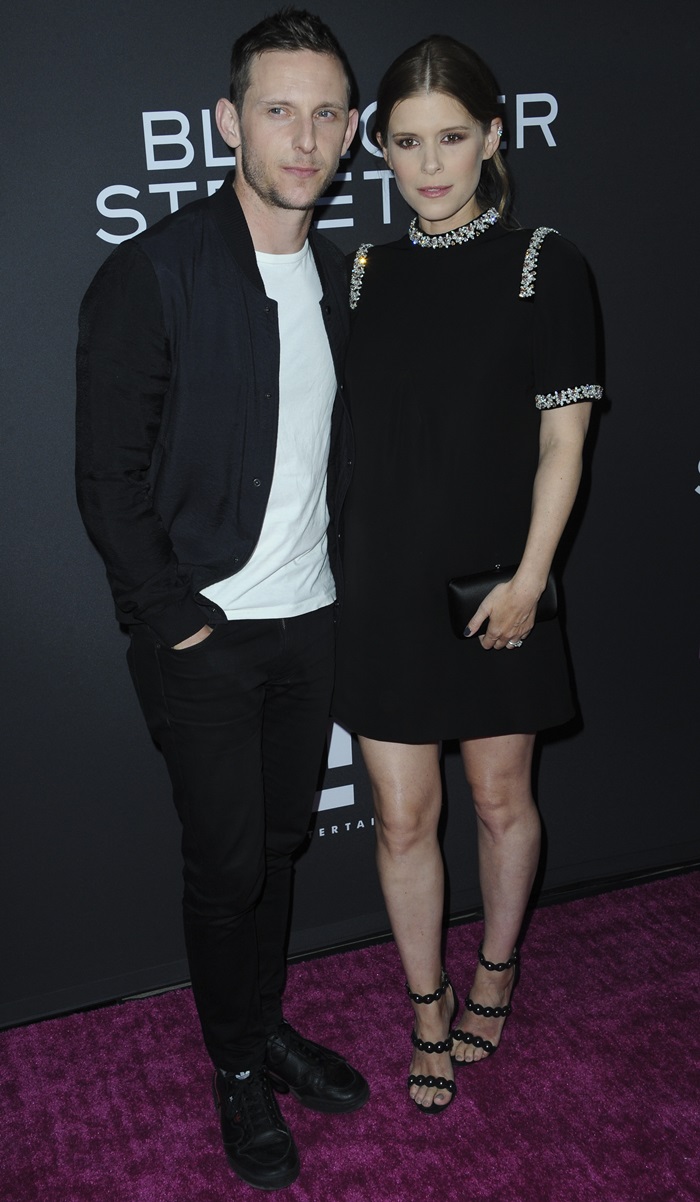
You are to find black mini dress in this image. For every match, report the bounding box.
[333,216,601,743]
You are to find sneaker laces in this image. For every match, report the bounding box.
[275,1022,327,1066]
[222,1070,286,1141]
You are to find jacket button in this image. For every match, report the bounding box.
[253,478,261,487]
[264,392,271,399]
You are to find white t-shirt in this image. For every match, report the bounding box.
[201,241,337,619]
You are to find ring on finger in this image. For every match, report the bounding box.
[506,639,524,648]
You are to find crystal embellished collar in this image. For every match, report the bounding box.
[408,207,499,248]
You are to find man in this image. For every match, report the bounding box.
[76,10,364,1191]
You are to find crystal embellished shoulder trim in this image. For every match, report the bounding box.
[535,384,603,410]
[408,208,498,249]
[349,243,373,310]
[519,227,558,298]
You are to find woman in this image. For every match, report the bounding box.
[333,35,601,1115]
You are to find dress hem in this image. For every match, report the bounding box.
[331,704,576,745]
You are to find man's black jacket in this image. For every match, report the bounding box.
[76,172,353,646]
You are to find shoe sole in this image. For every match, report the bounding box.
[224,1148,301,1191]
[269,1074,370,1114]
[413,1097,456,1116]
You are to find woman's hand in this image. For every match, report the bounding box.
[465,402,592,651]
[465,579,541,650]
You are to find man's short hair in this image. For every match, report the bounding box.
[229,7,356,108]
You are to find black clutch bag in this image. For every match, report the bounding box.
[447,566,558,639]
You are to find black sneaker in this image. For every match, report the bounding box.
[266,1020,369,1114]
[212,1066,300,1190]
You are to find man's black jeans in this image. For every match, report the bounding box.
[127,604,335,1072]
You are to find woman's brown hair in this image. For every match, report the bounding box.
[373,35,512,222]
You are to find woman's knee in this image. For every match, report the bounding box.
[462,736,534,819]
[468,766,535,830]
[373,786,441,855]
[360,739,442,853]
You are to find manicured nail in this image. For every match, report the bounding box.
[463,626,471,637]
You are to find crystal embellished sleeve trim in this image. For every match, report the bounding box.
[519,227,559,298]
[349,243,373,310]
[535,384,603,410]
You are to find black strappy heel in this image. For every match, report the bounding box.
[406,969,457,1114]
[451,944,518,1061]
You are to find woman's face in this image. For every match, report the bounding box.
[379,91,501,234]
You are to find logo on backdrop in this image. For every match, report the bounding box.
[311,723,373,836]
[94,94,560,243]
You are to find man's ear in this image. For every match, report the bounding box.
[215,97,241,150]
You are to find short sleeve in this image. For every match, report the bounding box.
[528,233,603,410]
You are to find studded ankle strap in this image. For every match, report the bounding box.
[411,1027,454,1055]
[406,967,451,1005]
[478,942,518,972]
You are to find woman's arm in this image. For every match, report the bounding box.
[465,401,591,649]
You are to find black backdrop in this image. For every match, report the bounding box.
[2,0,698,1028]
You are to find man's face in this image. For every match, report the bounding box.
[218,49,358,214]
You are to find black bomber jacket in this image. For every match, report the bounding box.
[76,172,353,646]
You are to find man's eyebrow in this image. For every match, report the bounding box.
[256,96,346,109]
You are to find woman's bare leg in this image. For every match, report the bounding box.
[453,732,539,1063]
[359,736,455,1109]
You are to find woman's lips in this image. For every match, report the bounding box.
[417,185,452,198]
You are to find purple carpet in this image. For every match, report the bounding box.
[2,873,699,1202]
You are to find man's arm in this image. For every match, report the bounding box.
[76,243,208,646]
